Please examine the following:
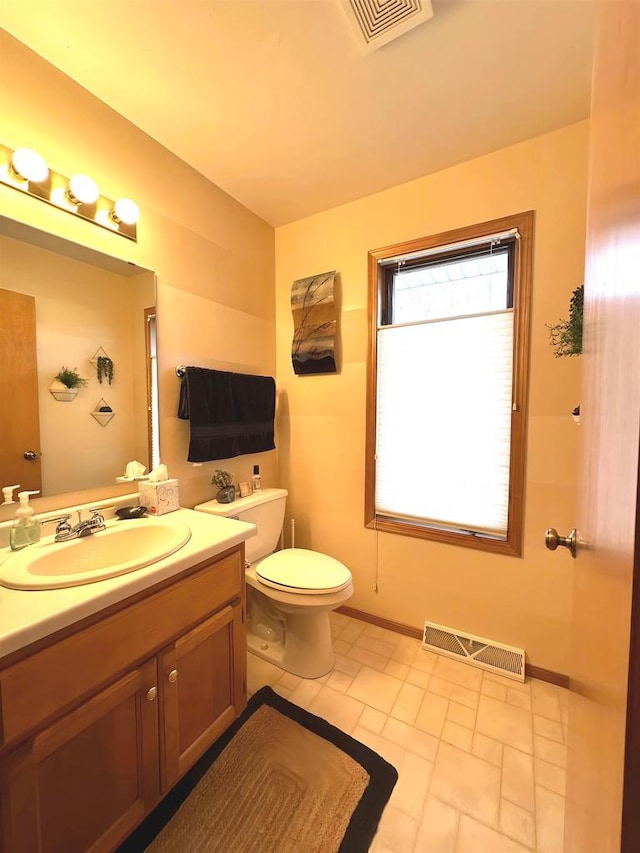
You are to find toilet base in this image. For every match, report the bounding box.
[246,607,335,679]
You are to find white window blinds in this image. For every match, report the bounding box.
[375,309,514,537]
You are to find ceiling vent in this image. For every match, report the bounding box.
[338,0,434,53]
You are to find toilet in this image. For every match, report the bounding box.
[194,488,353,678]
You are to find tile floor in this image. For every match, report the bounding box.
[246,612,568,853]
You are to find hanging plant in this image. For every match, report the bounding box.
[54,366,88,389]
[547,285,584,357]
[96,355,114,385]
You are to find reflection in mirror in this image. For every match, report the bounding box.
[0,216,157,501]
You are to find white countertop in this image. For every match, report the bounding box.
[0,508,255,660]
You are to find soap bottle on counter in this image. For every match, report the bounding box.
[252,465,262,492]
[2,484,20,505]
[10,490,41,551]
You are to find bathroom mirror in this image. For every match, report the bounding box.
[0,215,157,507]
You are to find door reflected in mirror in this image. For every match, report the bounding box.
[0,216,157,500]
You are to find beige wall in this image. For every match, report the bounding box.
[275,122,588,673]
[0,32,276,518]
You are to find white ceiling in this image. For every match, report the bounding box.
[1,0,597,226]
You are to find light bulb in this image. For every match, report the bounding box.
[10,148,49,183]
[110,197,140,225]
[66,174,100,205]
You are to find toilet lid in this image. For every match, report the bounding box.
[256,548,352,595]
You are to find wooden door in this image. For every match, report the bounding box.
[0,660,159,853]
[160,602,246,790]
[0,289,42,492]
[563,2,640,851]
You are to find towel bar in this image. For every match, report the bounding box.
[176,365,186,377]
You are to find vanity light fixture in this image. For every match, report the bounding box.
[9,147,49,183]
[0,142,138,242]
[109,197,140,226]
[66,173,100,206]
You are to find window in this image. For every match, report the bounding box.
[365,212,533,556]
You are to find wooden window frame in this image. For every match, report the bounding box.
[365,211,534,557]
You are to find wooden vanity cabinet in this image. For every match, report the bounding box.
[160,601,244,790]
[0,547,247,853]
[0,660,160,853]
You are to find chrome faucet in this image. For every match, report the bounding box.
[40,514,73,538]
[53,508,107,542]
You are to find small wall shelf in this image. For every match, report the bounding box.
[91,398,115,427]
[49,381,78,402]
[89,346,110,367]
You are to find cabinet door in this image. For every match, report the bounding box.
[0,660,159,853]
[160,601,245,789]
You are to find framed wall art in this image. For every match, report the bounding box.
[291,270,338,375]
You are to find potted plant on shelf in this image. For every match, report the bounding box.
[547,285,584,423]
[547,285,584,358]
[96,355,114,385]
[50,366,89,402]
[212,470,235,503]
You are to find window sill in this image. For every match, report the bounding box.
[366,515,522,557]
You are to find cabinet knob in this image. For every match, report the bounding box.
[146,686,158,701]
[168,669,178,683]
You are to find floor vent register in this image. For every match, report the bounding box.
[422,620,525,682]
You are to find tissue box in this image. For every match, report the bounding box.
[137,479,180,515]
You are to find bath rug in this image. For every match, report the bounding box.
[117,685,397,853]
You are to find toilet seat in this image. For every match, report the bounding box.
[255,548,351,595]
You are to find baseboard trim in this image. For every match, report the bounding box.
[336,606,570,689]
[338,606,423,640]
[525,665,570,689]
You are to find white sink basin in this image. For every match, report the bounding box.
[0,518,192,590]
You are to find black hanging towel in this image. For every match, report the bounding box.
[178,367,276,462]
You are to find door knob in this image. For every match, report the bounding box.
[545,528,577,558]
[23,450,39,460]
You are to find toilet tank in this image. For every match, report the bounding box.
[194,488,287,564]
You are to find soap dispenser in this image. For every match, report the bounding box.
[2,484,20,505]
[10,490,41,551]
